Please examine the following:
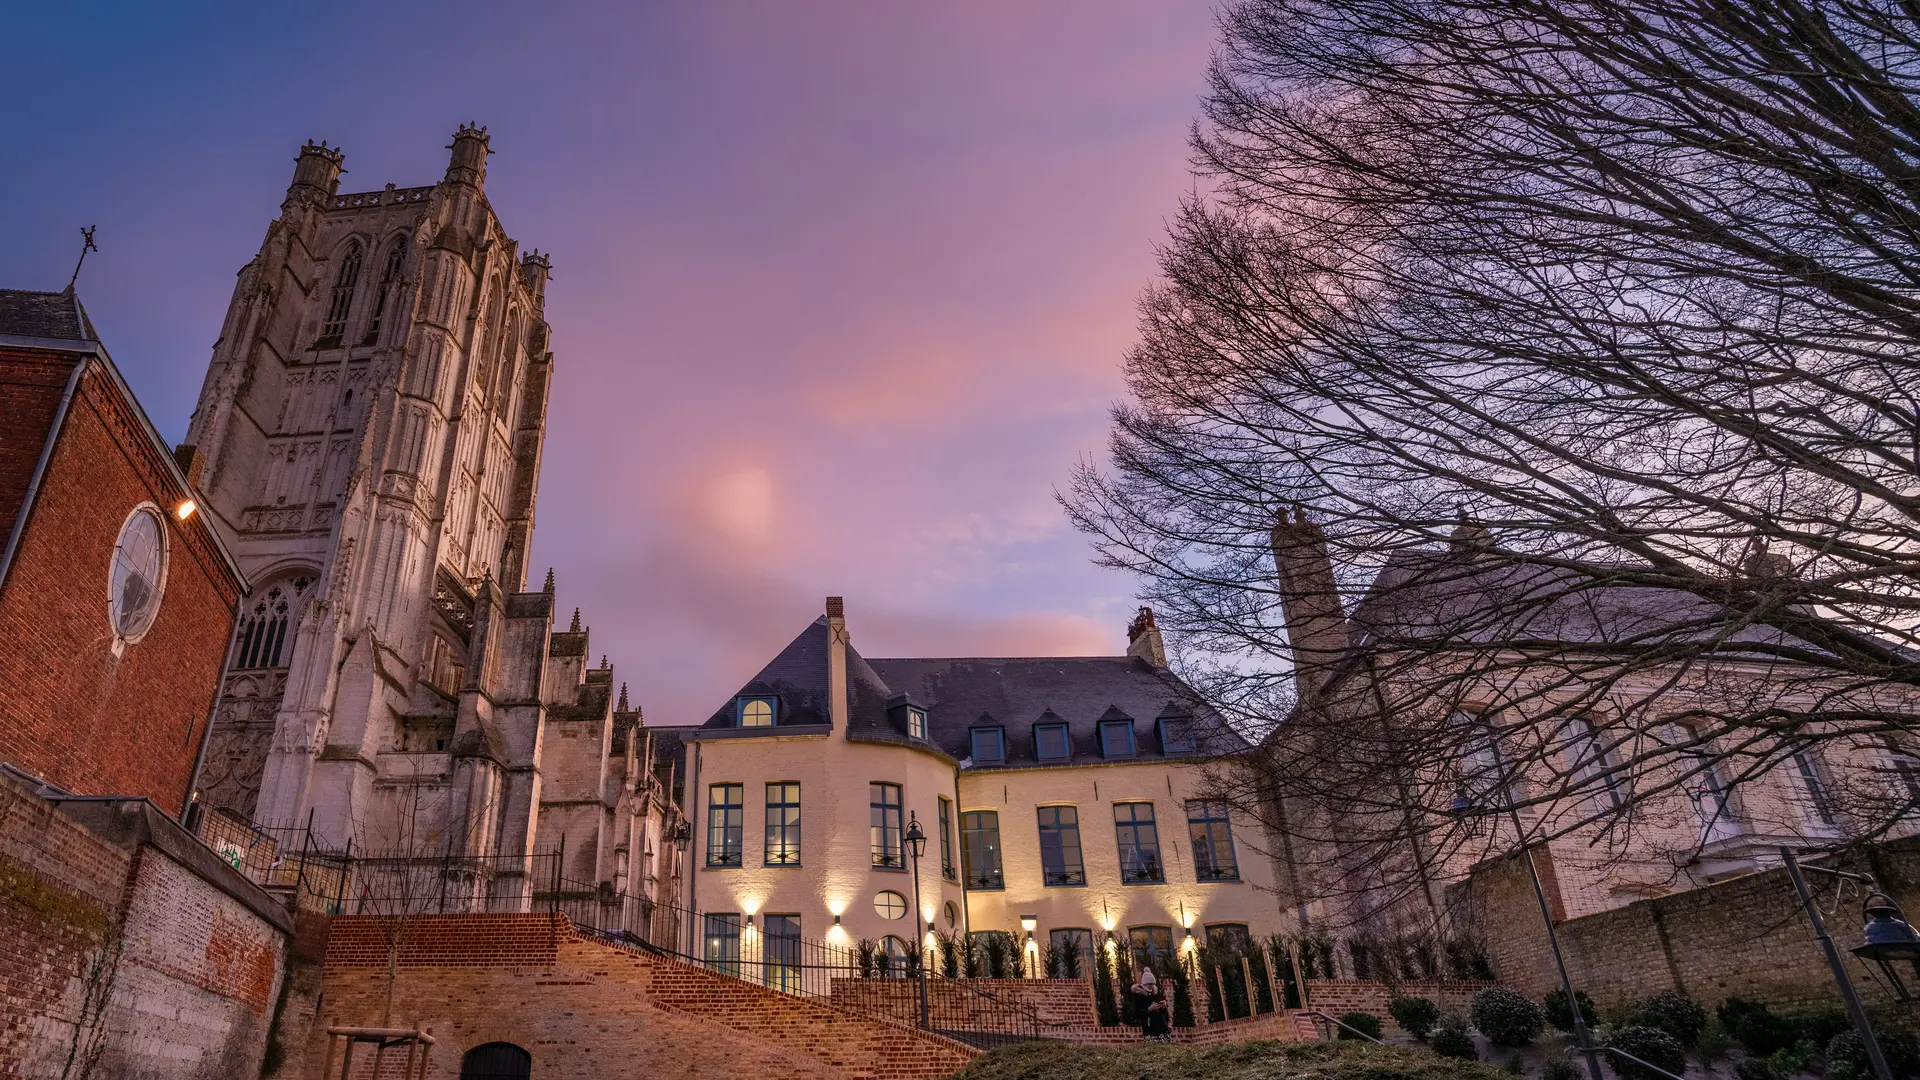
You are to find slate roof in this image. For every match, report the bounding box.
[698,615,1244,768]
[0,289,98,342]
[1351,547,1822,656]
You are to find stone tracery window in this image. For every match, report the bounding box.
[317,242,363,347]
[109,506,166,643]
[363,236,408,344]
[231,576,311,670]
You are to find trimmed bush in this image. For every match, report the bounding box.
[1717,997,1849,1059]
[1630,991,1708,1047]
[1542,1055,1582,1080]
[1338,1012,1383,1041]
[1392,995,1442,1039]
[1734,1057,1783,1080]
[1473,987,1547,1048]
[1544,988,1596,1033]
[1608,1025,1687,1080]
[1432,1014,1479,1060]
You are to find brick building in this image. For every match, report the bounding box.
[0,286,245,812]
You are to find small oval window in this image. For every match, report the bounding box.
[109,506,167,643]
[874,890,908,920]
[944,901,959,928]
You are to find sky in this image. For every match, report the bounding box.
[0,2,1219,724]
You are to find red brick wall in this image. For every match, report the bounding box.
[0,346,74,544]
[0,347,242,811]
[1302,979,1494,1032]
[0,768,288,1078]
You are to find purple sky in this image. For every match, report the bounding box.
[0,2,1217,724]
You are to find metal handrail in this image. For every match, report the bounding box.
[1602,1046,1688,1080]
[1303,1010,1385,1043]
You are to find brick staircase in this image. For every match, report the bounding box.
[306,914,978,1080]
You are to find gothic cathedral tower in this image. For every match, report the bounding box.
[186,128,553,842]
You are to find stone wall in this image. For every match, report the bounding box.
[0,768,292,1079]
[1463,837,1920,1011]
[1302,979,1495,1032]
[305,914,977,1080]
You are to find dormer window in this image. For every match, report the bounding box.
[1158,718,1195,756]
[1099,719,1136,758]
[1033,722,1071,763]
[908,707,928,740]
[971,726,1005,764]
[737,696,776,728]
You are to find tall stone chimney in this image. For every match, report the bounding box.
[826,596,848,731]
[1271,508,1350,705]
[1126,607,1167,667]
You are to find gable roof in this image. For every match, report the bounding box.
[0,288,97,343]
[701,616,835,728]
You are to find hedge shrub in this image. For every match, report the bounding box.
[1391,995,1441,1039]
[1338,1012,1384,1041]
[1630,991,1708,1047]
[1544,988,1596,1033]
[1432,1014,1478,1061]
[1608,1025,1687,1080]
[1472,987,1546,1048]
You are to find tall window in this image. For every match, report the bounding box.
[1049,928,1093,977]
[1792,750,1839,827]
[763,914,801,992]
[878,935,913,978]
[1033,722,1071,762]
[1114,802,1163,884]
[1130,926,1174,974]
[938,796,956,881]
[971,726,1005,764]
[1036,806,1086,886]
[363,237,407,345]
[318,243,363,346]
[707,784,743,867]
[765,782,801,866]
[231,577,310,670]
[1567,716,1625,809]
[704,913,742,976]
[1099,719,1135,758]
[870,782,903,868]
[1187,800,1239,882]
[961,810,1003,889]
[908,707,928,740]
[109,507,166,642]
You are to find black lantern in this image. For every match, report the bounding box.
[1852,890,1920,1002]
[670,821,691,852]
[904,813,927,859]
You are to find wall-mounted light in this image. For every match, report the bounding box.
[174,499,196,521]
[1020,914,1038,933]
[834,914,842,925]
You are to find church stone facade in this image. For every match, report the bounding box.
[185,129,677,908]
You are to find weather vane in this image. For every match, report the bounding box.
[67,225,98,292]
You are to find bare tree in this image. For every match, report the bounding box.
[1067,0,1920,926]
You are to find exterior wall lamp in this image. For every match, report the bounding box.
[1852,889,1920,1002]
[903,812,930,1030]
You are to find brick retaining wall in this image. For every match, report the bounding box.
[1302,979,1495,1032]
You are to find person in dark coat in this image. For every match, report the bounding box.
[1132,967,1172,1042]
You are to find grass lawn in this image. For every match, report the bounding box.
[950,1039,1514,1080]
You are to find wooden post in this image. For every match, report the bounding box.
[1291,942,1311,1015]
[1241,956,1257,1018]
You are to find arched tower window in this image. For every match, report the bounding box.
[460,1042,531,1079]
[362,237,408,345]
[231,576,312,670]
[318,243,363,347]
[492,312,520,420]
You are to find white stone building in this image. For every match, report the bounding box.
[183,130,681,911]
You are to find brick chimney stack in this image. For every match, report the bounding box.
[1126,607,1167,667]
[1271,508,1350,705]
[826,596,848,731]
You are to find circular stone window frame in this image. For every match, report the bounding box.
[107,502,169,655]
[873,889,908,920]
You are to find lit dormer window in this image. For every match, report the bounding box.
[908,707,928,740]
[738,696,776,727]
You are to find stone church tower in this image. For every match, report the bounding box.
[181,130,680,910]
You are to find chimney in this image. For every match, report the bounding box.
[287,140,344,202]
[1271,508,1350,705]
[826,596,849,732]
[445,123,491,189]
[1126,607,1167,667]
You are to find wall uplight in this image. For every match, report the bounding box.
[174,499,196,521]
[1020,914,1038,934]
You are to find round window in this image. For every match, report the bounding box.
[944,901,959,928]
[109,507,167,642]
[874,890,908,920]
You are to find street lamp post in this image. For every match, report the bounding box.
[904,813,930,1031]
[1781,848,1897,1080]
[671,821,692,956]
